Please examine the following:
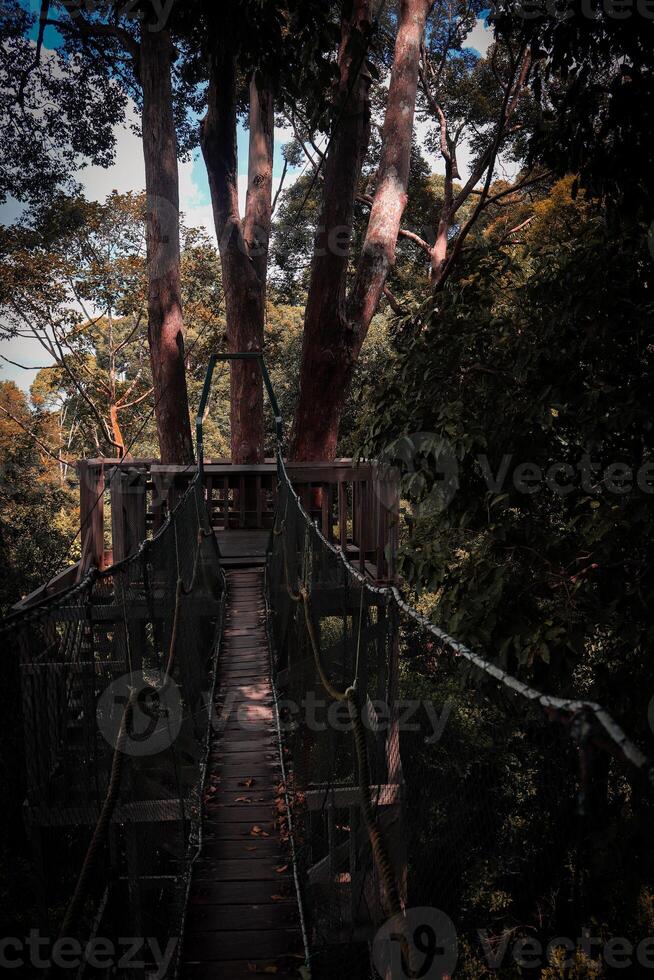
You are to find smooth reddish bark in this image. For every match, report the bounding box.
[140,27,194,464]
[290,0,432,461]
[201,21,273,465]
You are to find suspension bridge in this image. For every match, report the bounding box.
[3,355,653,979]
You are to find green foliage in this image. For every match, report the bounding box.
[361,180,654,725]
[492,3,654,220]
[0,5,127,206]
[0,382,77,614]
[1,191,226,461]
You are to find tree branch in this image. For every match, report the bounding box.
[356,194,431,253]
[116,386,154,411]
[43,12,139,60]
[433,45,532,290]
[0,404,73,466]
[383,285,406,315]
[0,354,54,372]
[272,157,289,215]
[18,0,50,107]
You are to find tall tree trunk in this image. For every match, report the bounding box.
[290,0,432,461]
[140,27,194,465]
[201,21,273,464]
[289,0,373,461]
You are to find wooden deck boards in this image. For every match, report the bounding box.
[180,569,303,979]
[214,530,271,567]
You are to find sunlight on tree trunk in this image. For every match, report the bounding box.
[291,0,432,461]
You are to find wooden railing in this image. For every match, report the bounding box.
[14,458,399,611]
[75,458,399,582]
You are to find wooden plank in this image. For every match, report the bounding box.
[185,904,298,933]
[12,561,81,611]
[200,838,282,860]
[304,783,400,810]
[338,479,348,549]
[183,928,302,961]
[321,483,331,539]
[211,734,276,753]
[203,821,276,841]
[110,469,147,563]
[209,762,278,778]
[209,753,278,769]
[181,963,296,980]
[192,859,283,881]
[208,786,277,802]
[78,460,105,572]
[215,529,270,558]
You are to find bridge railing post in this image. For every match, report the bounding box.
[110,467,148,564]
[78,460,105,573]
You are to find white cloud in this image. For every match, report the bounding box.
[78,104,145,202]
[466,17,493,58]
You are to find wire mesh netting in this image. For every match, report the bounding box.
[1,474,225,978]
[267,456,654,980]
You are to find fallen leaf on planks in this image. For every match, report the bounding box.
[250,824,269,837]
[275,864,289,874]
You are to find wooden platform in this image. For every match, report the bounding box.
[214,530,271,568]
[181,569,304,979]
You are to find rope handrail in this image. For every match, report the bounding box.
[268,438,654,976]
[273,449,654,788]
[51,471,219,947]
[0,469,212,636]
[3,467,225,977]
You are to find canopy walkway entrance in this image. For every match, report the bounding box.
[2,354,653,980]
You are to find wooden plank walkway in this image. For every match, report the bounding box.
[180,568,304,980]
[214,530,270,569]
